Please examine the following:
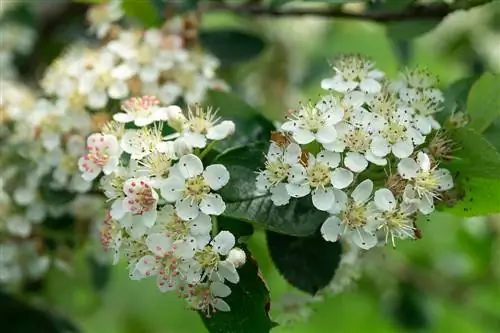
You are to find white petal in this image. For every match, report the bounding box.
[316,150,340,168]
[178,154,204,178]
[146,233,172,255]
[284,143,302,165]
[351,179,373,205]
[212,230,235,255]
[211,281,232,298]
[270,183,291,206]
[351,229,378,250]
[206,121,235,140]
[184,132,206,149]
[160,176,185,202]
[322,140,346,153]
[110,199,125,220]
[398,158,420,179]
[365,151,387,166]
[374,188,396,212]
[108,81,129,99]
[288,163,307,184]
[176,198,200,220]
[203,164,230,190]
[331,168,354,189]
[418,195,435,215]
[392,140,413,158]
[218,261,239,284]
[135,255,157,276]
[190,213,212,235]
[315,125,337,144]
[87,91,108,109]
[435,169,453,191]
[370,137,390,157]
[344,152,368,172]
[285,182,310,198]
[199,194,226,216]
[312,187,335,211]
[213,299,231,312]
[320,216,341,242]
[139,209,157,228]
[292,128,315,145]
[360,78,381,94]
[329,189,348,214]
[417,152,431,172]
[320,78,336,91]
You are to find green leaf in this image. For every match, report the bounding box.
[200,250,276,333]
[438,76,477,123]
[439,177,500,217]
[206,91,275,153]
[218,216,254,240]
[122,0,160,27]
[386,20,440,41]
[389,282,432,330]
[87,256,111,293]
[215,143,329,236]
[267,231,342,295]
[442,128,500,179]
[466,72,500,133]
[483,118,500,151]
[0,291,79,332]
[199,30,266,66]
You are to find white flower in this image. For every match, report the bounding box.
[113,95,171,127]
[321,55,384,94]
[113,177,159,229]
[255,142,302,205]
[321,179,378,249]
[181,105,235,149]
[281,102,343,145]
[286,151,353,211]
[397,152,453,214]
[226,248,246,268]
[160,154,229,220]
[78,133,120,181]
[185,281,232,315]
[372,188,417,247]
[120,125,164,160]
[398,88,442,134]
[368,111,424,159]
[87,0,123,39]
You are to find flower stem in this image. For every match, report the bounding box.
[198,141,217,160]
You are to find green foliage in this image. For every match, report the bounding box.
[466,72,500,133]
[200,30,266,66]
[122,0,160,27]
[218,216,255,239]
[389,282,432,331]
[215,143,329,236]
[443,128,500,179]
[440,177,500,217]
[0,291,79,333]
[87,256,112,293]
[439,76,477,122]
[266,231,342,295]
[386,20,440,41]
[200,251,276,333]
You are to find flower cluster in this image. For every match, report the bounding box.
[256,55,454,249]
[42,3,224,112]
[0,18,36,79]
[81,96,244,316]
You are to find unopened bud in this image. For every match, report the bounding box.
[226,248,246,268]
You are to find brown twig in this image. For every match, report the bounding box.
[203,1,491,22]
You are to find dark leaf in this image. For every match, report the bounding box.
[87,256,112,293]
[0,291,79,333]
[122,0,160,27]
[218,216,254,240]
[267,230,342,295]
[200,30,266,66]
[199,250,276,333]
[389,282,432,331]
[465,72,500,133]
[215,143,329,236]
[386,20,440,41]
[438,76,478,123]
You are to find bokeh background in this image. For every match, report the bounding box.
[2,1,500,332]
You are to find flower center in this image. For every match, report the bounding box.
[300,106,324,132]
[371,93,397,118]
[184,176,210,201]
[187,106,218,134]
[195,246,219,270]
[265,160,290,184]
[165,217,190,241]
[141,152,171,178]
[344,128,370,152]
[342,203,367,229]
[382,123,407,144]
[307,162,331,188]
[414,172,439,197]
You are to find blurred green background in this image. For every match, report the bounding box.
[5,1,500,332]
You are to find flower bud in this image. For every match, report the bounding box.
[226,248,246,268]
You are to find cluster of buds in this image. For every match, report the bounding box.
[256,55,455,249]
[81,96,244,316]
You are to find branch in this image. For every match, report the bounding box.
[203,1,490,22]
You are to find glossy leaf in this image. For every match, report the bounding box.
[215,143,329,236]
[267,231,342,295]
[466,72,500,133]
[442,128,500,179]
[122,0,160,27]
[200,250,276,333]
[200,30,266,66]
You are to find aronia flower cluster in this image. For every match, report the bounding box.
[79,96,245,316]
[256,55,455,249]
